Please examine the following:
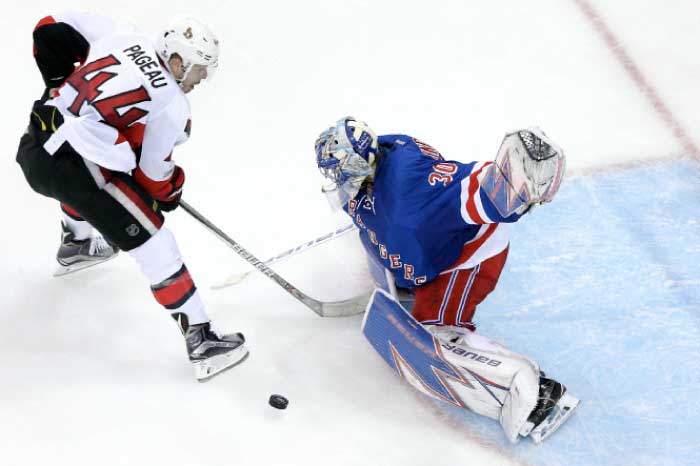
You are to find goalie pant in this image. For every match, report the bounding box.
[365,236,510,330]
[17,99,210,334]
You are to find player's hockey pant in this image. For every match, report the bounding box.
[16,112,208,325]
[412,247,509,329]
[17,122,162,251]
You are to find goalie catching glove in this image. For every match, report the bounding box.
[482,127,566,218]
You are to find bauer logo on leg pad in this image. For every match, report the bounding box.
[361,290,473,407]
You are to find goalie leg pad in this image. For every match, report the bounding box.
[433,326,580,443]
[428,325,541,440]
[362,290,477,409]
[500,369,541,443]
[362,290,542,434]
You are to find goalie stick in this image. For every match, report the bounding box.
[180,200,370,318]
[211,223,357,289]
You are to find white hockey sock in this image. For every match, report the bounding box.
[128,227,209,325]
[62,212,93,241]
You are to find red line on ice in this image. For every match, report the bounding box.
[573,0,700,159]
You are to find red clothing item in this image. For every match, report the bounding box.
[412,247,509,329]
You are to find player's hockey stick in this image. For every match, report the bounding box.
[180,200,370,318]
[211,223,357,290]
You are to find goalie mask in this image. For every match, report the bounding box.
[315,117,379,209]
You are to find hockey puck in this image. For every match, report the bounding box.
[268,394,289,410]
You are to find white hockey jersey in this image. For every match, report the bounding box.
[42,11,190,189]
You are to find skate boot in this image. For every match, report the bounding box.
[181,318,249,381]
[522,377,580,443]
[55,222,119,276]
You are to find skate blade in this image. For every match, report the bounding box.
[53,254,118,277]
[194,345,250,382]
[530,392,581,444]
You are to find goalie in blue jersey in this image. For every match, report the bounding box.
[315,117,578,443]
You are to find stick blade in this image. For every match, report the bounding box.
[211,272,249,290]
[319,291,373,317]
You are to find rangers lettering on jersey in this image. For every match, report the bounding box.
[347,202,426,286]
[123,45,168,88]
[412,137,443,161]
[344,134,521,289]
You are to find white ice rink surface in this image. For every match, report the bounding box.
[2,1,699,466]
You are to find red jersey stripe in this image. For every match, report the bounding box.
[465,164,489,224]
[448,224,498,270]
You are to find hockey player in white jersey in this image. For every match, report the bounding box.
[315,117,579,443]
[16,12,247,381]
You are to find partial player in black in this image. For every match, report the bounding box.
[16,11,248,381]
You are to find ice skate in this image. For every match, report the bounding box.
[522,377,580,443]
[54,222,119,276]
[183,320,249,381]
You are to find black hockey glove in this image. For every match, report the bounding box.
[156,166,185,212]
[33,20,89,88]
[29,100,64,135]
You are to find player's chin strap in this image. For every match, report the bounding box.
[179,199,371,317]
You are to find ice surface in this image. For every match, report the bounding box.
[444,160,700,466]
[2,1,699,466]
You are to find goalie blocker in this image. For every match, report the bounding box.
[361,289,580,444]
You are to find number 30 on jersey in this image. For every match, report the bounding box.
[428,163,457,187]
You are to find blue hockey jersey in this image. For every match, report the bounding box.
[344,134,522,289]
